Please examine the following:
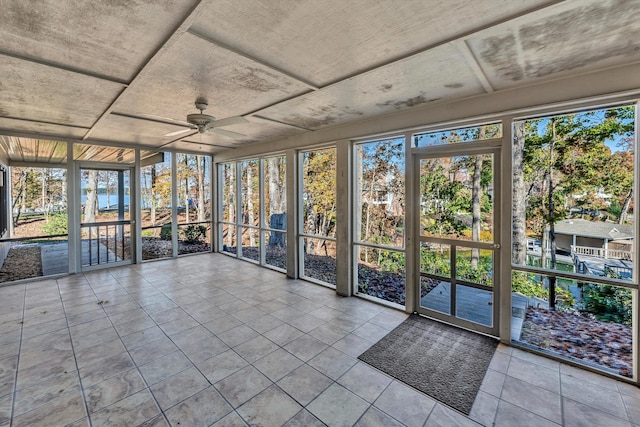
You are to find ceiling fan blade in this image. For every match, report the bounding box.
[212,116,249,128]
[140,113,192,127]
[164,128,194,137]
[182,140,237,149]
[211,128,246,140]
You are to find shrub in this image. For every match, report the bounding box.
[160,223,172,240]
[607,203,622,220]
[580,284,632,326]
[181,224,207,244]
[42,213,68,235]
[512,272,547,299]
[141,229,155,238]
[511,271,575,307]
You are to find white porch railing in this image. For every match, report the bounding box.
[570,245,633,260]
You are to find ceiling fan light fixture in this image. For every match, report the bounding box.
[162,99,247,140]
[186,112,216,127]
[187,101,216,132]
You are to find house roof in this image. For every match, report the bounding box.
[555,219,633,240]
[1,0,640,160]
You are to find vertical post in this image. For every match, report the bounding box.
[211,155,217,253]
[336,140,352,296]
[171,152,178,257]
[404,132,416,314]
[286,150,298,278]
[353,144,362,270]
[134,150,142,263]
[259,158,265,265]
[492,146,502,335]
[116,169,124,263]
[118,171,124,221]
[236,162,242,258]
[632,102,639,383]
[67,141,79,273]
[499,116,513,342]
[7,172,12,238]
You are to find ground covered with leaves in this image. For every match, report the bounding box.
[229,246,406,300]
[0,246,43,282]
[141,238,211,259]
[520,307,632,377]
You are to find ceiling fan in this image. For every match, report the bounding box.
[163,100,248,140]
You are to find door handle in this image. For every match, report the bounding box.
[493,243,501,249]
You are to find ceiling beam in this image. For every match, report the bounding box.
[453,40,494,93]
[174,139,237,149]
[0,115,91,130]
[0,50,129,86]
[9,161,67,168]
[187,29,320,91]
[110,112,189,128]
[252,115,313,131]
[241,90,315,118]
[82,0,210,141]
[0,129,149,151]
[0,128,217,158]
[0,139,10,164]
[158,130,199,149]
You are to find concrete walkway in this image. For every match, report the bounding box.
[40,240,123,275]
[40,242,68,276]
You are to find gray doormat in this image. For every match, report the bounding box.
[358,314,497,415]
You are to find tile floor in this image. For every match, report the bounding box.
[0,253,638,426]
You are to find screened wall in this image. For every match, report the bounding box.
[219,154,288,273]
[214,100,639,384]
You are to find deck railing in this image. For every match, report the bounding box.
[604,263,633,278]
[81,220,130,266]
[570,245,633,260]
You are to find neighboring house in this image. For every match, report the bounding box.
[554,218,633,255]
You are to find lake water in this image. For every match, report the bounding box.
[81,194,131,210]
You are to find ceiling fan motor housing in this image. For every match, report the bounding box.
[187,112,215,132]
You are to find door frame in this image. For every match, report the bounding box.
[76,162,136,272]
[413,142,501,337]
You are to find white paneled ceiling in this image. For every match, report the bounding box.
[257,44,485,130]
[466,0,640,90]
[0,0,639,162]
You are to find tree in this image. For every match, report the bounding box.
[222,163,236,248]
[303,149,336,255]
[469,127,492,267]
[149,166,157,224]
[196,155,206,222]
[243,160,258,246]
[267,156,286,246]
[11,168,28,228]
[100,170,113,209]
[513,106,634,308]
[605,139,634,224]
[83,170,99,235]
[512,122,527,265]
[356,138,404,261]
[470,153,483,268]
[419,158,465,238]
[182,154,190,223]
